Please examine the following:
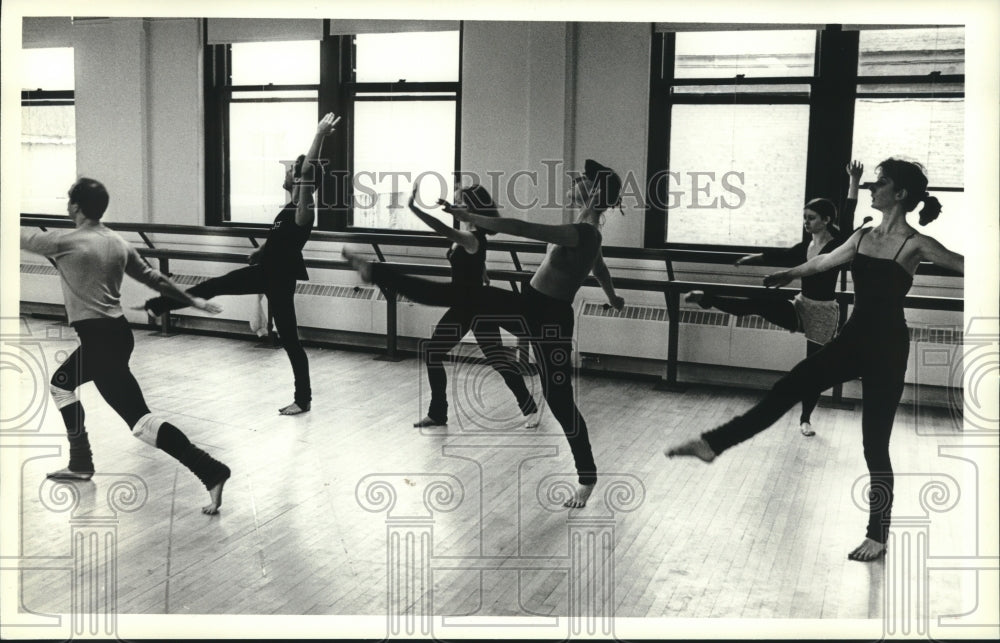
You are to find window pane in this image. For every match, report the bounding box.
[229,100,317,224]
[852,98,963,187]
[858,27,964,76]
[21,105,76,215]
[674,31,815,79]
[352,100,456,230]
[668,104,809,246]
[355,31,460,82]
[231,41,320,85]
[853,190,965,255]
[673,83,810,95]
[20,47,74,91]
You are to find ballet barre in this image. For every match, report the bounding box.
[20,217,963,398]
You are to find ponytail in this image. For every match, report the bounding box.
[918,193,942,226]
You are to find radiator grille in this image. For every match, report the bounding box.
[735,315,786,331]
[297,283,374,299]
[20,263,59,276]
[679,309,730,327]
[909,326,963,344]
[581,302,668,322]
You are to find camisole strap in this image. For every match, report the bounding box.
[855,226,872,251]
[892,233,918,261]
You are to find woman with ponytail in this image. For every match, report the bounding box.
[685,162,864,437]
[667,157,963,563]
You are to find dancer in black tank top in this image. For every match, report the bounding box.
[685,162,864,437]
[142,113,339,415]
[344,183,538,428]
[667,158,963,562]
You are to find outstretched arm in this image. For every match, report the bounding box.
[764,229,862,287]
[441,200,581,246]
[918,235,964,274]
[125,248,222,313]
[295,112,340,228]
[408,185,479,253]
[591,250,624,310]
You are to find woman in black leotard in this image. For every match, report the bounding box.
[344,183,538,428]
[685,162,864,437]
[666,158,963,562]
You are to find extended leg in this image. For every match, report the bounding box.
[144,265,265,315]
[686,292,799,332]
[667,327,863,461]
[471,318,538,423]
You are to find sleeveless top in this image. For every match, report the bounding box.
[849,228,916,329]
[446,229,488,294]
[258,203,312,281]
[532,223,603,303]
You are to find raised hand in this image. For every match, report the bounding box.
[191,297,223,315]
[608,294,625,311]
[847,160,863,180]
[437,199,470,222]
[408,180,420,210]
[318,112,340,136]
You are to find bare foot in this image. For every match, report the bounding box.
[524,411,540,428]
[800,422,816,437]
[342,247,373,283]
[46,467,94,481]
[564,483,595,509]
[848,538,886,562]
[664,438,717,463]
[202,466,231,515]
[279,402,310,416]
[684,290,711,309]
[413,415,446,428]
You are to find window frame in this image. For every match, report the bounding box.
[643,24,965,251]
[20,48,76,219]
[204,20,463,233]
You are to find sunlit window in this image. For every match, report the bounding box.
[21,47,76,216]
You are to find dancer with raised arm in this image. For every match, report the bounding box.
[21,179,232,514]
[344,182,539,428]
[666,158,962,561]
[443,160,626,508]
[142,113,340,415]
[685,162,864,436]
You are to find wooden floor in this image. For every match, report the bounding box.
[5,317,986,632]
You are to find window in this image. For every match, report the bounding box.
[645,26,966,253]
[21,47,76,216]
[647,30,816,247]
[852,27,965,253]
[205,25,461,231]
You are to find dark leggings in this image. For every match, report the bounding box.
[511,284,597,486]
[370,263,537,422]
[51,317,228,488]
[53,317,150,427]
[702,294,822,423]
[145,265,310,406]
[701,317,909,543]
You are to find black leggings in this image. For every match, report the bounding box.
[701,317,909,543]
[51,316,228,489]
[702,294,823,423]
[475,284,597,486]
[370,263,536,422]
[145,265,310,406]
[53,316,150,427]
